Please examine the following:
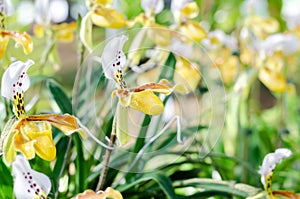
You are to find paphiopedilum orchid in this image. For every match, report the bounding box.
[80,0,127,51]
[0,59,86,164]
[170,0,206,42]
[0,2,33,59]
[33,0,77,43]
[131,0,171,47]
[100,35,185,145]
[201,30,239,84]
[258,148,292,198]
[12,155,51,199]
[73,187,123,199]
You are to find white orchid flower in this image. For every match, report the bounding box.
[12,155,51,199]
[258,33,300,56]
[1,59,34,117]
[258,148,292,186]
[141,0,164,15]
[201,30,238,51]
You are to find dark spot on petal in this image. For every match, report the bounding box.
[33,183,36,187]
[36,188,40,192]
[27,189,30,193]
[113,64,115,67]
[20,75,23,78]
[30,185,33,188]
[13,84,15,87]
[118,56,121,59]
[19,93,22,98]
[29,176,32,179]
[19,83,22,86]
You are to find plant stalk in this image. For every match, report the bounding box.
[96,118,116,191]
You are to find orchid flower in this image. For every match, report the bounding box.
[0,60,86,164]
[100,35,185,145]
[33,0,77,43]
[0,1,33,59]
[80,0,127,51]
[258,148,292,198]
[130,0,171,47]
[12,155,51,199]
[73,187,123,199]
[170,0,206,42]
[201,30,239,84]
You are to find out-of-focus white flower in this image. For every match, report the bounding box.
[240,0,268,17]
[12,155,51,199]
[258,148,292,186]
[168,37,194,59]
[141,0,164,15]
[282,0,300,29]
[257,33,300,56]
[171,0,192,20]
[201,30,238,51]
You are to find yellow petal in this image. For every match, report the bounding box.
[259,67,288,93]
[116,104,129,146]
[33,24,45,38]
[174,57,201,91]
[80,12,93,51]
[1,31,33,54]
[25,114,86,138]
[0,36,9,59]
[147,24,171,46]
[92,6,126,28]
[20,122,56,161]
[1,117,18,164]
[34,133,56,161]
[95,0,113,7]
[14,132,36,160]
[130,90,164,115]
[53,22,77,42]
[244,15,279,39]
[179,20,206,42]
[181,2,199,19]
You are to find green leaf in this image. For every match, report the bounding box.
[47,80,72,114]
[173,178,260,198]
[118,172,177,199]
[159,52,176,81]
[73,134,85,193]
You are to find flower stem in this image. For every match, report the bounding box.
[96,118,117,191]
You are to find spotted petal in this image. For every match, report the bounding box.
[12,155,51,199]
[1,59,34,100]
[101,35,128,83]
[258,148,292,186]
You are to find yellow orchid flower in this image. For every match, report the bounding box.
[100,35,184,144]
[171,0,206,42]
[0,30,33,59]
[131,0,171,47]
[174,57,201,91]
[244,15,279,39]
[34,22,77,43]
[80,1,127,51]
[0,60,86,164]
[73,187,123,199]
